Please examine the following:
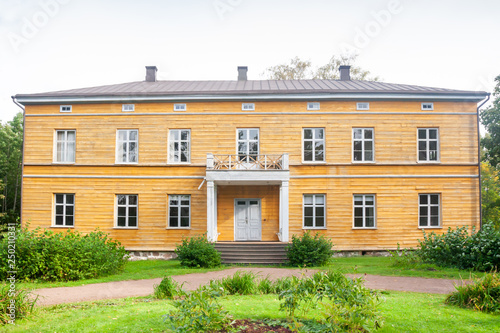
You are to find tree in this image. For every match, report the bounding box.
[481,162,500,228]
[264,54,380,81]
[480,74,500,168]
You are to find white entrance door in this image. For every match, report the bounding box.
[234,199,261,241]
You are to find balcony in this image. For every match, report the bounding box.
[207,154,288,170]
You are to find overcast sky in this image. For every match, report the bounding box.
[1,0,499,123]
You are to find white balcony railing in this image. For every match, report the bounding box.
[207,154,289,170]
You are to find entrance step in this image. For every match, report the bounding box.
[214,242,289,265]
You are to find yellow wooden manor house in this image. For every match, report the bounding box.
[15,66,488,259]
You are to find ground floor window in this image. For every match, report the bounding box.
[419,194,440,227]
[116,194,138,228]
[353,194,376,228]
[169,195,191,228]
[303,194,325,228]
[54,193,74,226]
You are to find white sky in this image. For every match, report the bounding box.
[1,0,499,123]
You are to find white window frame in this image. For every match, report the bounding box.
[242,103,255,111]
[307,102,320,110]
[303,128,325,163]
[54,130,76,163]
[168,194,191,228]
[419,194,441,228]
[174,103,187,111]
[421,103,434,110]
[115,194,138,228]
[60,105,72,112]
[352,128,374,163]
[116,129,138,164]
[53,193,75,227]
[303,194,326,229]
[122,104,135,112]
[356,102,370,110]
[237,128,259,161]
[353,194,376,229]
[417,128,439,162]
[168,129,191,164]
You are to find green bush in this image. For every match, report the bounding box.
[286,231,335,267]
[418,222,500,271]
[445,272,500,314]
[0,227,128,281]
[1,284,37,325]
[174,234,221,268]
[153,276,184,299]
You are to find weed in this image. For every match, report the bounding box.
[0,284,38,324]
[153,276,184,299]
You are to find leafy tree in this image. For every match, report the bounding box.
[480,74,500,168]
[481,162,500,228]
[264,54,380,81]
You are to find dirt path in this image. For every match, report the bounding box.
[33,267,468,306]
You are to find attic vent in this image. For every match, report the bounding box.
[307,102,320,110]
[421,103,434,110]
[122,104,135,112]
[356,102,370,110]
[242,103,255,111]
[174,103,187,111]
[60,105,72,112]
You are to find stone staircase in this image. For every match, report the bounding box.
[214,242,289,265]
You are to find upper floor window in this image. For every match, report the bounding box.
[421,103,434,110]
[122,104,135,112]
[242,103,255,111]
[303,194,325,228]
[237,128,259,162]
[418,128,439,162]
[419,194,440,228]
[116,194,138,228]
[174,104,187,111]
[353,194,376,228]
[353,128,374,162]
[168,195,191,228]
[54,193,74,227]
[303,128,325,162]
[169,129,191,163]
[356,102,370,110]
[55,130,76,163]
[60,105,72,112]
[116,130,138,164]
[307,102,320,110]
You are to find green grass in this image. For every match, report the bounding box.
[2,292,499,332]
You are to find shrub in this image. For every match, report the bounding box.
[174,234,221,268]
[154,276,184,299]
[0,226,128,282]
[286,231,335,267]
[418,222,500,271]
[445,272,500,314]
[1,284,37,325]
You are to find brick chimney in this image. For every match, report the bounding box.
[145,66,158,82]
[339,65,351,81]
[238,66,248,81]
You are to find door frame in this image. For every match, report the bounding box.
[234,198,262,241]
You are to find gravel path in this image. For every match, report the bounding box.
[33,267,468,306]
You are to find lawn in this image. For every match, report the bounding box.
[2,292,498,332]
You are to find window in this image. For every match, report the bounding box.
[353,128,374,162]
[174,103,187,111]
[55,130,76,163]
[356,102,370,110]
[353,194,376,228]
[54,194,74,227]
[116,194,138,228]
[116,130,138,163]
[419,194,440,227]
[242,103,255,111]
[237,128,259,161]
[60,105,72,112]
[421,103,434,110]
[418,128,439,162]
[169,129,190,163]
[307,102,320,110]
[168,195,190,228]
[303,128,325,162]
[122,104,135,112]
[303,194,325,228]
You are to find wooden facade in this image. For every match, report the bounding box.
[17,67,488,251]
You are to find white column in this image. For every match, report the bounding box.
[206,180,216,242]
[279,181,289,242]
